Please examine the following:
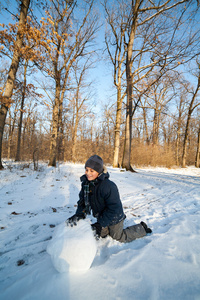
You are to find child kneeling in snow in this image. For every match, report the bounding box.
[66,155,152,243]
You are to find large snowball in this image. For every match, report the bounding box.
[47,220,97,273]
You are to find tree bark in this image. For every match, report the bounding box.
[71,115,79,163]
[182,71,200,167]
[113,87,123,168]
[0,0,30,169]
[49,77,61,167]
[142,106,150,144]
[15,60,28,161]
[46,0,97,166]
[195,125,200,168]
[122,1,140,172]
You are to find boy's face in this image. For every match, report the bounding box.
[85,167,99,181]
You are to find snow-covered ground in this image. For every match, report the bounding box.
[0,161,200,300]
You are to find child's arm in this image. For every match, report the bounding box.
[97,181,125,228]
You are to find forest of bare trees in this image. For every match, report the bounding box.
[0,0,200,170]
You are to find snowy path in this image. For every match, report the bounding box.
[0,162,200,300]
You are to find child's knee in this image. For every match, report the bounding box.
[100,226,109,238]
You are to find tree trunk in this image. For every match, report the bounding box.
[48,32,62,167]
[113,89,122,167]
[182,72,200,167]
[71,116,79,163]
[175,95,184,166]
[182,113,192,168]
[7,115,12,159]
[57,99,64,161]
[71,90,79,163]
[0,0,30,169]
[176,129,180,166]
[49,80,60,167]
[122,78,133,170]
[7,109,17,159]
[122,1,140,172]
[195,126,200,168]
[152,108,160,145]
[142,106,150,144]
[176,116,181,166]
[15,60,28,161]
[49,98,59,167]
[122,46,134,170]
[57,69,69,162]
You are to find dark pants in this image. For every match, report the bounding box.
[100,220,146,243]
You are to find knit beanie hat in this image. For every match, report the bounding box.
[85,155,104,174]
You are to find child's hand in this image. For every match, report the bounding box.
[91,222,102,236]
[65,214,85,227]
[65,214,79,227]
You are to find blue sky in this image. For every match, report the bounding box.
[1,0,200,119]
[0,0,115,118]
[0,0,115,110]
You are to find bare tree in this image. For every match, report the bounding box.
[0,0,31,169]
[147,79,175,145]
[120,0,199,171]
[103,0,127,167]
[7,100,19,159]
[37,0,99,166]
[182,63,200,167]
[70,57,95,162]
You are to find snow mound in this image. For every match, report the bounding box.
[47,220,97,273]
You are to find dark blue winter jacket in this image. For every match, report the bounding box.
[76,170,125,228]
